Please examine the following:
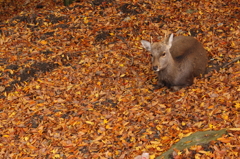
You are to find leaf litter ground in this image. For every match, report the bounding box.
[0,0,239,158]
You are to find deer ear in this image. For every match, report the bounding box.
[167,33,173,48]
[141,40,151,52]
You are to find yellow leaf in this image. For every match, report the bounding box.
[95,93,99,97]
[8,69,14,74]
[79,60,84,64]
[84,17,88,24]
[120,74,125,77]
[150,141,161,145]
[161,136,170,141]
[166,108,171,113]
[73,121,81,126]
[67,85,73,91]
[199,150,212,155]
[24,136,29,141]
[106,125,112,129]
[228,128,240,131]
[9,112,16,118]
[51,149,58,153]
[235,103,240,109]
[76,91,81,95]
[135,36,140,41]
[150,155,156,159]
[208,124,216,129]
[216,29,223,32]
[54,154,60,158]
[103,119,108,124]
[86,121,94,125]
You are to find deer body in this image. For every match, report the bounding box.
[141,34,208,90]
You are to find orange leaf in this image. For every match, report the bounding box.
[40,40,47,45]
[217,137,231,143]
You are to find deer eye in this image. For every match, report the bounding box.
[162,52,166,57]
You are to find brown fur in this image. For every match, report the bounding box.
[141,34,208,91]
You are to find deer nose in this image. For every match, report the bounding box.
[152,66,158,71]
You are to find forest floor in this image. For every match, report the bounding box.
[0,0,239,158]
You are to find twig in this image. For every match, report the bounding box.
[222,56,240,68]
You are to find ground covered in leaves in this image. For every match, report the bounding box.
[0,0,239,158]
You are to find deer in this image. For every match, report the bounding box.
[141,33,208,91]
